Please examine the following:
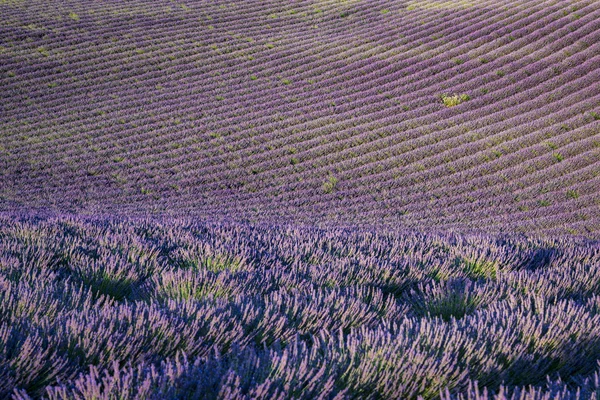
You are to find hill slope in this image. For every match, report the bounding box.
[1,0,599,234]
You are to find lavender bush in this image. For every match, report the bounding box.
[0,214,597,398]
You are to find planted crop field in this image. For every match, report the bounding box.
[1,215,600,399]
[1,0,600,398]
[1,0,599,232]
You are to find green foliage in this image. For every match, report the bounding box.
[566,189,579,199]
[87,275,136,301]
[458,257,498,280]
[202,254,243,273]
[413,281,483,322]
[37,47,49,57]
[322,175,338,194]
[425,292,478,321]
[553,153,564,162]
[177,252,244,274]
[441,93,470,107]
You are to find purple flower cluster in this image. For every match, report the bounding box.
[0,213,599,398]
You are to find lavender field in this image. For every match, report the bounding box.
[1,0,599,232]
[1,0,600,398]
[0,214,599,399]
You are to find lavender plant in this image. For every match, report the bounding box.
[0,214,597,398]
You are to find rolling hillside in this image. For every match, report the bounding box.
[2,1,600,398]
[1,0,599,234]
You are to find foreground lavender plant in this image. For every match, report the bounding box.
[0,214,598,399]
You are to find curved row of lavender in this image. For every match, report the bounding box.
[1,0,599,233]
[0,214,599,399]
